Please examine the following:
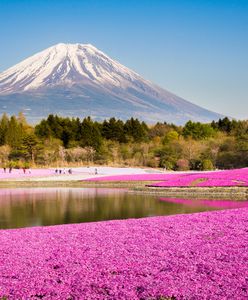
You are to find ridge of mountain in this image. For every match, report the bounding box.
[0,43,223,124]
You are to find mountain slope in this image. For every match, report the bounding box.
[0,43,223,124]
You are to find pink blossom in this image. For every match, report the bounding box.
[87,168,248,187]
[0,208,247,299]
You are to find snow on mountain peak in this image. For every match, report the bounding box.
[0,43,223,124]
[0,43,139,94]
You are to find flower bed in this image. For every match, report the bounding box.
[87,168,248,187]
[85,173,195,182]
[86,168,248,187]
[0,208,247,299]
[0,168,54,180]
[151,169,248,187]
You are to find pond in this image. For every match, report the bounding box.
[0,187,247,229]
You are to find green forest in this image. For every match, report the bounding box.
[0,112,247,170]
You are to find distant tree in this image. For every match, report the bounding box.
[148,122,170,138]
[124,118,148,142]
[180,138,204,161]
[35,115,81,147]
[155,142,182,170]
[163,130,179,144]
[21,133,39,163]
[5,116,23,148]
[71,117,81,141]
[201,159,214,170]
[183,120,215,140]
[47,114,64,139]
[17,112,28,128]
[80,117,102,151]
[35,119,52,138]
[176,159,190,171]
[215,137,238,169]
[61,129,71,148]
[101,118,126,142]
[212,117,233,133]
[0,113,9,145]
[40,138,63,165]
[0,145,11,166]
[65,146,95,163]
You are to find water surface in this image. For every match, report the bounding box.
[0,188,247,229]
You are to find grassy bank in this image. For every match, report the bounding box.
[0,180,247,200]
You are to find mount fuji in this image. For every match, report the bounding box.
[0,43,222,124]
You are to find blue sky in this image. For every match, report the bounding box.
[0,0,247,119]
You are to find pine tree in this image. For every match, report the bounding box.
[6,116,23,148]
[0,113,9,145]
[80,117,102,150]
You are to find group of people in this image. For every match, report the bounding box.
[3,167,31,174]
[3,167,11,173]
[87,166,98,175]
[55,168,73,175]
[54,168,98,175]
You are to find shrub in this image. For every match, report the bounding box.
[202,159,214,170]
[176,159,189,171]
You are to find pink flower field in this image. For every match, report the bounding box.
[86,173,186,182]
[0,169,54,180]
[151,168,248,187]
[0,208,248,299]
[87,168,248,188]
[0,167,159,181]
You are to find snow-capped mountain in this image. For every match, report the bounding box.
[0,43,223,123]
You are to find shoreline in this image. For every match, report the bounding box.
[0,180,247,199]
[0,166,247,200]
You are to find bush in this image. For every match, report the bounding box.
[176,159,189,171]
[202,159,214,170]
[190,159,202,170]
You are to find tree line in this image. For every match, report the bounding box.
[0,112,247,170]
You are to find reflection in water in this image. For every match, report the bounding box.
[0,188,247,229]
